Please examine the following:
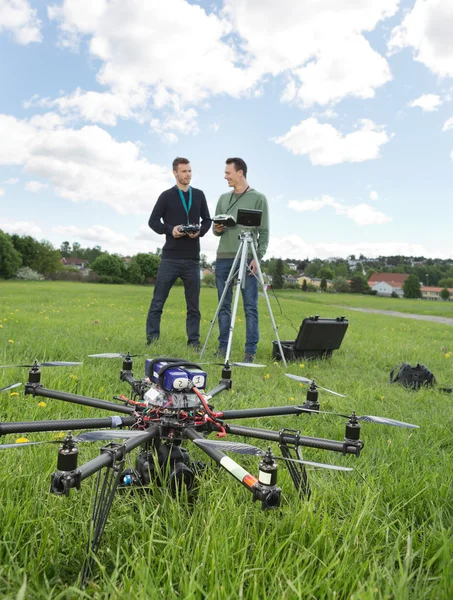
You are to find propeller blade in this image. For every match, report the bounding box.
[0,382,22,393]
[0,440,61,450]
[39,361,83,367]
[0,362,81,369]
[294,407,418,428]
[74,430,148,442]
[356,415,419,428]
[193,438,264,455]
[273,456,353,471]
[285,373,345,397]
[192,439,353,471]
[88,353,143,359]
[88,353,124,358]
[230,362,266,368]
[285,373,313,384]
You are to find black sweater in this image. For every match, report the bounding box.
[149,186,212,260]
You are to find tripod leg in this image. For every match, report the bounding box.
[225,237,250,363]
[249,241,287,367]
[200,243,243,359]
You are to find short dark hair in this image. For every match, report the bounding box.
[173,157,190,171]
[226,157,247,178]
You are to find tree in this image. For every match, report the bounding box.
[0,231,22,278]
[334,262,349,277]
[12,235,61,275]
[301,278,308,291]
[273,258,284,289]
[349,274,368,294]
[200,254,210,270]
[403,274,422,299]
[126,261,144,284]
[439,277,453,288]
[440,288,450,301]
[332,276,350,293]
[318,267,334,280]
[320,277,327,291]
[60,241,71,257]
[91,254,125,278]
[71,242,81,256]
[133,253,160,280]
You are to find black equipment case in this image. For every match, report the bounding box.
[273,316,349,361]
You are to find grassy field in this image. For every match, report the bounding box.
[0,281,452,599]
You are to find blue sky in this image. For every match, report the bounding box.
[1,0,453,262]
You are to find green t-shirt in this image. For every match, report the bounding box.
[214,189,269,259]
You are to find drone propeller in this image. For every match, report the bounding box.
[0,382,22,393]
[88,353,143,359]
[192,439,353,471]
[294,407,418,429]
[0,361,82,369]
[0,429,148,450]
[198,361,266,369]
[285,373,346,397]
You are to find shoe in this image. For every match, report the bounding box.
[146,336,159,346]
[213,347,227,359]
[243,353,255,364]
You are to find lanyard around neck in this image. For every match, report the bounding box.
[177,186,192,223]
[227,186,249,213]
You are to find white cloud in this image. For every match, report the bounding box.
[288,195,391,226]
[0,113,174,214]
[3,177,18,184]
[0,187,4,196]
[53,225,129,246]
[0,219,42,236]
[409,93,442,112]
[369,190,378,201]
[274,118,391,165]
[442,116,453,131]
[389,0,453,77]
[25,180,48,192]
[38,0,398,132]
[0,0,42,44]
[266,236,434,261]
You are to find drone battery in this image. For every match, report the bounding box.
[149,361,189,391]
[182,367,207,389]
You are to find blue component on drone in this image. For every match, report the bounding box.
[145,360,207,391]
[122,474,132,485]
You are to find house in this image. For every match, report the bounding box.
[421,286,453,301]
[61,257,89,270]
[368,273,408,297]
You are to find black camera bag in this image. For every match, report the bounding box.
[389,363,436,390]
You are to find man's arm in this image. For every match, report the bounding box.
[256,195,270,259]
[199,192,212,237]
[212,197,225,236]
[149,192,174,236]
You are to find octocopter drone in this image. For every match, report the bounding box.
[0,354,418,581]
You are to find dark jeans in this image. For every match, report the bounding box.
[146,258,201,344]
[215,258,259,355]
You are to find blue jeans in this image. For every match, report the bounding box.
[146,259,201,344]
[215,258,259,355]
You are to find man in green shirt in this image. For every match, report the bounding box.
[213,157,269,362]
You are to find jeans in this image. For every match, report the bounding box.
[146,259,201,344]
[215,258,259,355]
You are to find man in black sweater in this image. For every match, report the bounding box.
[146,157,211,347]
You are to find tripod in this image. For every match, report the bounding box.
[201,230,287,367]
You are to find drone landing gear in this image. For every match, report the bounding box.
[279,429,311,500]
[81,443,126,585]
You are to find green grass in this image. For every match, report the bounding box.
[282,289,453,318]
[0,281,452,599]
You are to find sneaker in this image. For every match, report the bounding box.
[243,353,255,364]
[146,336,159,346]
[213,347,227,359]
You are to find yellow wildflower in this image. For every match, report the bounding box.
[10,392,19,397]
[8,339,14,343]
[16,437,29,444]
[264,373,270,379]
[38,401,46,407]
[381,396,385,400]
[299,363,305,368]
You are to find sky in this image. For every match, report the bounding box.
[1,0,453,263]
